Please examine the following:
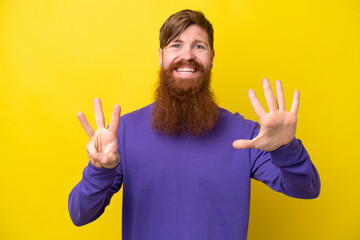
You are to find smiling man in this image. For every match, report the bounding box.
[153,21,217,137]
[68,9,320,240]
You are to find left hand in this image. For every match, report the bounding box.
[233,78,299,152]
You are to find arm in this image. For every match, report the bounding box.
[68,162,122,226]
[250,133,320,199]
[68,98,122,226]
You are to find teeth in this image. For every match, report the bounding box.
[176,67,196,73]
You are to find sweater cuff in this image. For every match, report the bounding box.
[83,161,117,185]
[269,138,303,168]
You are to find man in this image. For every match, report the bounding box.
[68,9,320,240]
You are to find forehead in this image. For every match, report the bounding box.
[172,25,209,44]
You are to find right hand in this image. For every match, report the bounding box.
[77,98,121,169]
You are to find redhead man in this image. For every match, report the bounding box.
[69,9,320,240]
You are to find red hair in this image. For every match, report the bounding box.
[159,9,214,50]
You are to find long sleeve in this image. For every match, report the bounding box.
[68,162,123,226]
[250,134,321,199]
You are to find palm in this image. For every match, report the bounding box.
[93,129,119,158]
[78,98,121,169]
[233,79,299,152]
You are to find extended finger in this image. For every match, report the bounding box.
[275,80,285,110]
[248,89,266,118]
[94,98,105,130]
[262,78,277,112]
[290,90,300,115]
[109,104,121,134]
[77,112,95,139]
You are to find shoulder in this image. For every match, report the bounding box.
[218,107,258,128]
[118,103,153,134]
[217,107,259,139]
[121,103,153,122]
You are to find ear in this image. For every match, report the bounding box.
[158,48,163,66]
[210,49,215,65]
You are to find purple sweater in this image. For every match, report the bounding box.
[68,104,320,240]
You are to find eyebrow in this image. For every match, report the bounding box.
[194,40,207,45]
[172,39,209,46]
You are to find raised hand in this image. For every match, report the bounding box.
[77,98,121,169]
[233,78,299,152]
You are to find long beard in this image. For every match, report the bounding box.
[151,60,219,137]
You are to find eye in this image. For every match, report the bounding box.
[194,44,205,50]
[171,44,181,48]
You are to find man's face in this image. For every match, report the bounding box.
[159,24,215,91]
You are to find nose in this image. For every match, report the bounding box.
[180,46,195,61]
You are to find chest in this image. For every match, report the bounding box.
[121,134,252,192]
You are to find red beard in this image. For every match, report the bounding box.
[151,59,219,137]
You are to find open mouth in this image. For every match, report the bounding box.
[175,67,198,74]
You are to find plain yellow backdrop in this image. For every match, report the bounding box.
[1,0,359,239]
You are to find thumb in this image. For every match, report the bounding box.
[232,139,254,149]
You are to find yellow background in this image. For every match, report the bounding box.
[1,0,359,239]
